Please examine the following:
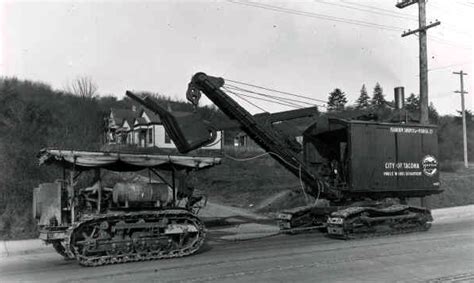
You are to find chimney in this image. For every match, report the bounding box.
[394,87,405,109]
[132,105,137,112]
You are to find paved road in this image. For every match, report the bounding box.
[1,213,473,282]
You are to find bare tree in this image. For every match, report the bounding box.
[67,76,98,99]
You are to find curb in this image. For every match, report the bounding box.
[432,204,474,223]
[0,239,51,258]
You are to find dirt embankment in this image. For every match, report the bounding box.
[195,155,301,209]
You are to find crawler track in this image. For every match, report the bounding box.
[327,205,433,239]
[278,204,432,239]
[65,209,205,267]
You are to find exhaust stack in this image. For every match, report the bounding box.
[394,87,405,109]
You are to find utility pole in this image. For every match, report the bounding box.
[453,71,469,168]
[396,0,440,125]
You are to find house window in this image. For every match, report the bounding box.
[148,128,153,144]
[164,132,171,144]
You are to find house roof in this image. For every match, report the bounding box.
[117,120,131,132]
[121,120,131,129]
[110,107,163,128]
[134,117,147,125]
[111,108,138,126]
[141,109,162,123]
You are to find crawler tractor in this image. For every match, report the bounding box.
[126,72,442,239]
[33,149,220,266]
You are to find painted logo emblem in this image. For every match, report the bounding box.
[422,155,438,177]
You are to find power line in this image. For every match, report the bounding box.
[427,35,473,50]
[426,2,474,35]
[340,1,418,19]
[225,78,327,103]
[228,0,471,50]
[430,25,472,38]
[315,0,417,21]
[455,1,474,8]
[327,0,472,37]
[429,62,472,72]
[227,0,405,32]
[344,1,470,36]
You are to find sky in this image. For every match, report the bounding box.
[1,0,473,115]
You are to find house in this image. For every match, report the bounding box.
[105,107,222,151]
[106,107,137,144]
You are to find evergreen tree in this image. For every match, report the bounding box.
[355,84,370,109]
[405,93,420,112]
[371,83,386,108]
[327,88,347,111]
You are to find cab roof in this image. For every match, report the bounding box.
[38,148,221,172]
